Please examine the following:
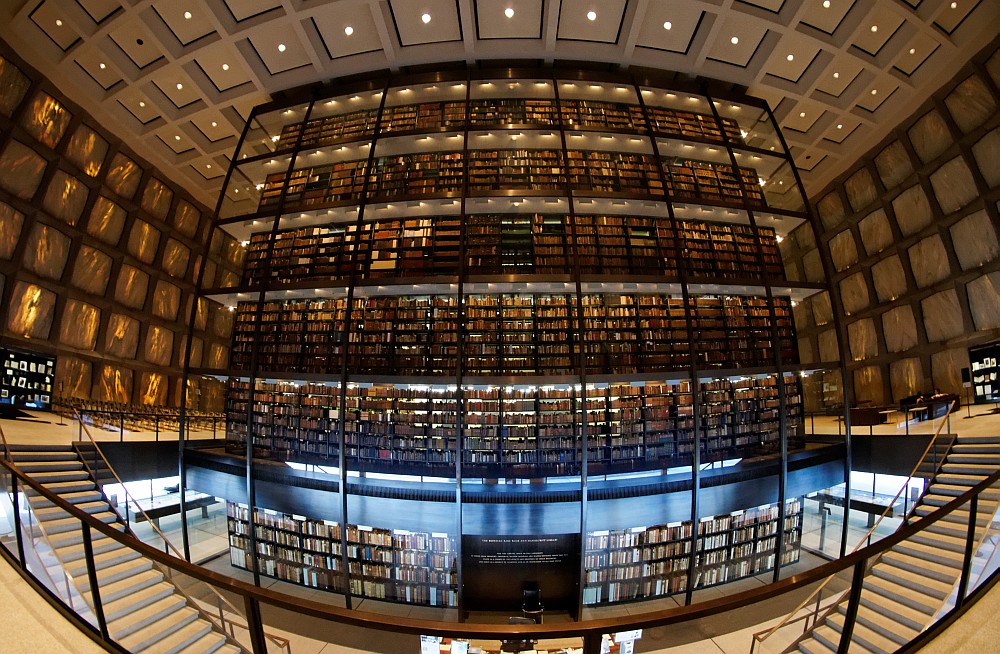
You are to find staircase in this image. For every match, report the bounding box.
[793,434,1000,653]
[6,443,243,654]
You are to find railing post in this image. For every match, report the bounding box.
[582,632,603,654]
[10,474,25,566]
[243,594,268,654]
[81,523,111,642]
[837,558,867,654]
[957,493,979,607]
[155,416,159,442]
[119,413,124,443]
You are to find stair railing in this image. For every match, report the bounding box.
[749,398,958,654]
[71,409,290,654]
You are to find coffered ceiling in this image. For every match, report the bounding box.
[2,0,996,210]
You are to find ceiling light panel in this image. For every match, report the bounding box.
[194,42,254,92]
[814,56,864,96]
[159,129,194,154]
[477,0,543,39]
[389,0,462,46]
[764,34,821,83]
[116,91,160,124]
[894,33,940,76]
[223,0,283,22]
[634,4,702,53]
[706,18,768,67]
[741,0,785,12]
[110,20,164,69]
[311,2,382,58]
[150,68,201,108]
[192,113,237,143]
[852,5,904,56]
[557,0,627,43]
[799,0,855,35]
[823,117,859,144]
[29,3,80,51]
[152,1,216,46]
[77,0,121,23]
[934,0,979,35]
[783,100,825,132]
[74,50,122,90]
[855,80,897,112]
[248,24,312,74]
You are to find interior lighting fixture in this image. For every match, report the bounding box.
[278,43,286,52]
[731,36,739,44]
[786,54,794,61]
[222,63,230,71]
[587,11,597,21]
[663,21,672,30]
[99,63,106,69]
[505,7,514,18]
[870,25,878,32]
[421,13,432,23]
[184,11,192,19]
[55,19,62,26]
[345,26,354,35]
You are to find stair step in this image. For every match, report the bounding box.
[928,483,999,498]
[46,523,119,549]
[25,479,96,495]
[847,603,922,646]
[934,474,990,488]
[67,545,142,580]
[914,505,990,526]
[857,589,930,632]
[110,594,188,640]
[5,444,74,453]
[882,550,961,583]
[79,557,154,592]
[33,500,109,521]
[909,530,969,554]
[871,562,952,600]
[24,470,93,486]
[951,444,1000,455]
[893,538,965,564]
[955,435,1000,445]
[151,618,214,654]
[864,575,940,616]
[809,624,844,653]
[799,632,836,654]
[827,610,898,654]
[212,644,243,654]
[41,511,119,534]
[29,490,104,510]
[55,536,123,563]
[13,461,83,473]
[942,461,999,474]
[117,606,198,653]
[103,582,178,623]
[178,630,230,654]
[87,568,164,604]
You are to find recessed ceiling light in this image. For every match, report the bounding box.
[505,7,514,18]
[55,19,62,26]
[99,62,106,69]
[211,121,218,127]
[421,13,431,23]
[176,83,183,90]
[138,101,145,108]
[870,25,878,32]
[344,25,354,35]
[833,72,840,78]
[277,43,286,52]
[837,124,843,129]
[822,0,830,7]
[799,111,806,118]
[184,11,192,19]
[786,54,794,61]
[175,135,181,141]
[871,89,878,95]
[663,21,672,30]
[206,164,212,169]
[951,1,958,8]
[222,63,230,71]
[909,48,916,55]
[587,10,597,21]
[731,36,739,44]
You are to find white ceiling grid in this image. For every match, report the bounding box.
[2,0,996,210]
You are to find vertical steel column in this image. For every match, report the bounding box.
[243,595,268,654]
[81,523,110,642]
[957,493,980,607]
[837,559,867,654]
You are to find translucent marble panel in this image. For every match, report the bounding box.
[908,110,951,164]
[840,272,870,315]
[972,127,1000,189]
[908,235,951,288]
[0,139,47,200]
[859,208,893,255]
[0,201,24,259]
[114,265,149,310]
[202,259,217,287]
[930,156,978,215]
[22,223,70,280]
[988,50,1000,88]
[144,326,174,367]
[7,281,55,339]
[0,56,30,116]
[21,92,71,149]
[161,238,190,278]
[104,153,142,199]
[891,185,933,237]
[921,289,964,342]
[59,300,100,350]
[816,192,847,231]
[944,75,997,134]
[194,298,208,331]
[64,124,108,177]
[85,196,126,245]
[172,200,201,238]
[94,365,132,404]
[223,236,245,267]
[797,337,816,364]
[793,299,812,331]
[818,329,839,362]
[140,177,173,221]
[207,343,228,369]
[812,291,833,326]
[180,336,204,368]
[152,280,181,320]
[41,170,89,226]
[967,271,1000,331]
[126,220,160,264]
[874,141,913,191]
[55,356,92,400]
[211,306,234,339]
[218,269,240,288]
[105,313,139,359]
[802,249,824,282]
[784,260,802,282]
[848,319,878,361]
[829,229,859,272]
[871,256,908,302]
[853,366,886,406]
[882,306,919,353]
[931,349,968,396]
[70,246,112,295]
[139,372,167,406]
[890,358,923,402]
[950,209,999,270]
[845,168,878,213]
[794,223,817,250]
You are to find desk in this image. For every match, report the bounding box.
[813,489,906,528]
[130,491,217,528]
[905,407,928,435]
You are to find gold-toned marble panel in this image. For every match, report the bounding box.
[871,255,907,303]
[211,305,234,339]
[152,280,181,321]
[64,124,109,177]
[54,356,92,400]
[197,376,225,412]
[793,223,816,250]
[58,299,100,351]
[908,110,951,164]
[113,264,149,310]
[70,245,112,295]
[0,139,47,200]
[973,127,1000,188]
[179,336,204,368]
[7,281,55,339]
[854,366,885,406]
[967,271,1000,331]
[848,319,877,361]
[817,329,839,362]
[104,152,142,199]
[845,167,878,213]
[218,269,240,288]
[20,92,71,149]
[162,238,190,278]
[921,289,965,342]
[988,50,1000,88]
[784,259,801,282]
[139,372,167,406]
[811,291,833,327]
[859,208,893,255]
[829,229,859,272]
[793,299,812,331]
[816,191,847,231]
[840,272,870,315]
[144,325,174,367]
[0,56,30,117]
[22,223,70,281]
[223,235,245,267]
[194,297,208,331]
[890,358,923,402]
[930,156,978,215]
[797,336,816,365]
[94,365,132,404]
[882,306,918,353]
[172,200,201,238]
[931,349,969,396]
[801,249,823,283]
[126,219,160,264]
[908,235,951,288]
[105,313,139,359]
[41,170,88,226]
[202,259,217,287]
[945,74,997,134]
[874,141,913,191]
[85,195,126,245]
[950,209,999,270]
[891,185,933,237]
[0,201,24,259]
[140,177,173,221]
[207,343,228,369]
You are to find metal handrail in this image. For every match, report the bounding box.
[749,398,958,652]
